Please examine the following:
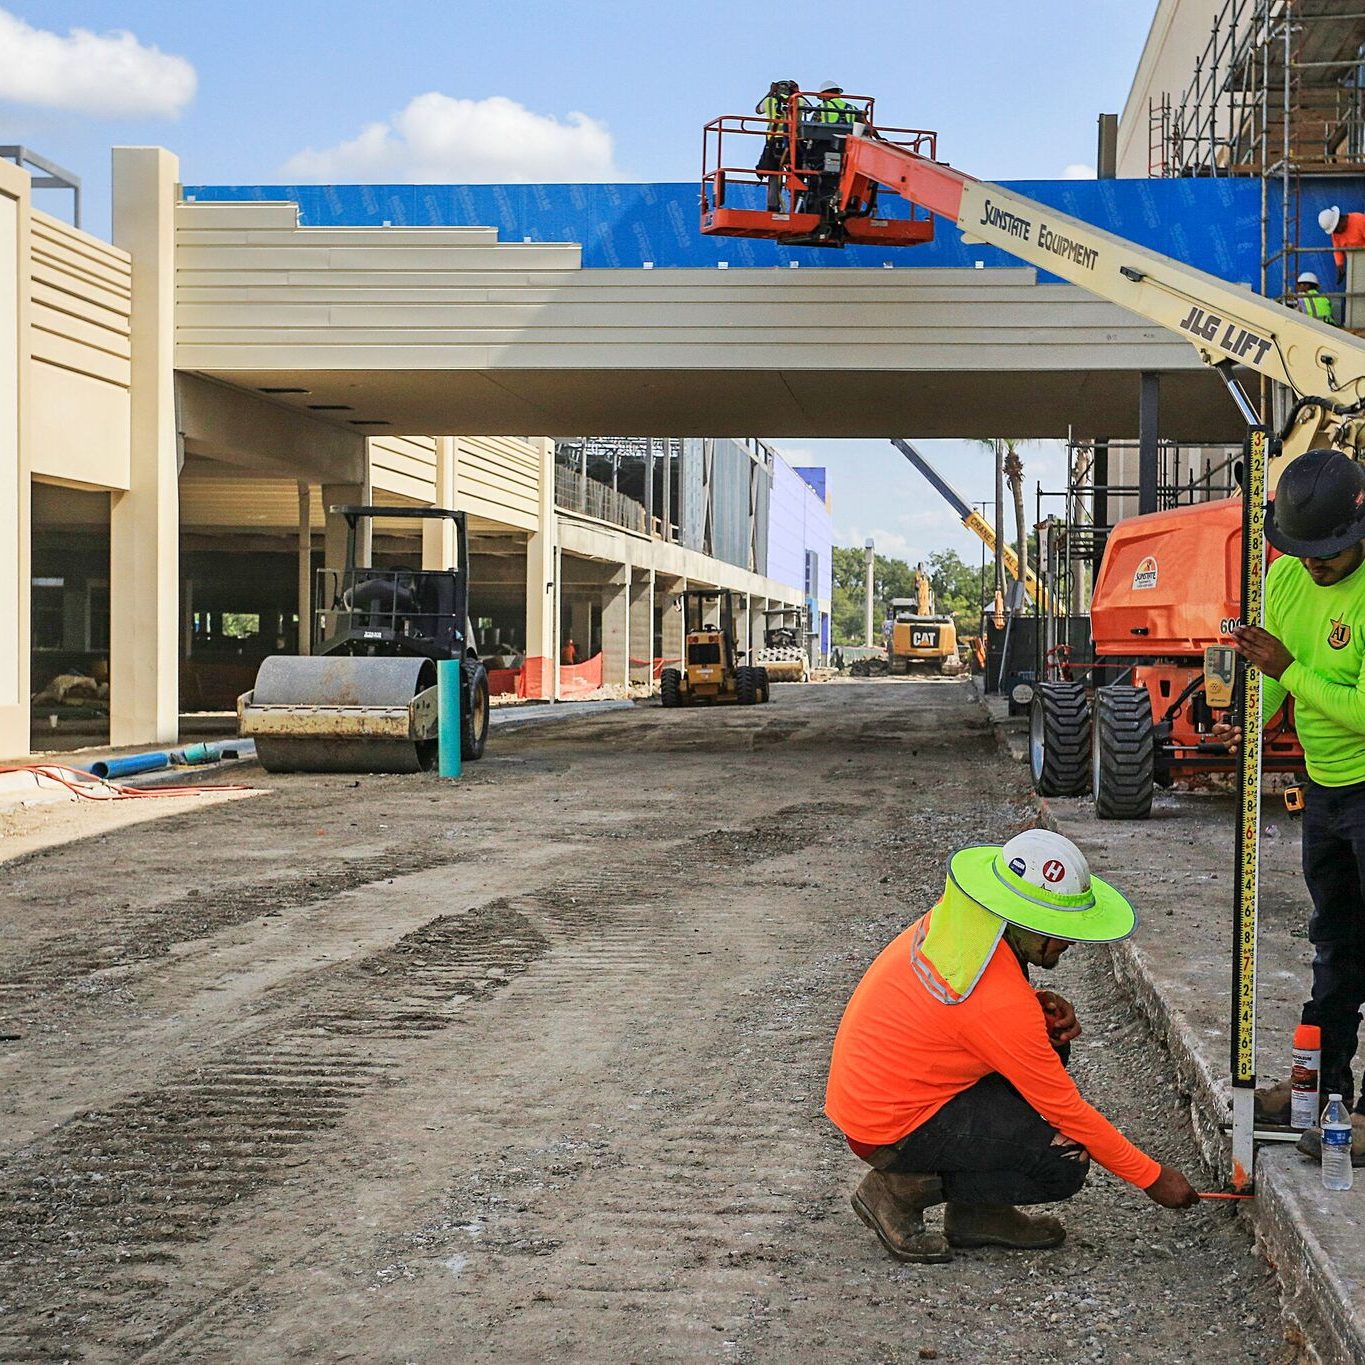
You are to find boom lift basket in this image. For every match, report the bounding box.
[700,92,937,248]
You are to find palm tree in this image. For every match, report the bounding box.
[1001,440,1028,614]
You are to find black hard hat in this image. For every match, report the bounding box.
[1266,448,1365,557]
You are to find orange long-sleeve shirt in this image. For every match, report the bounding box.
[825,914,1162,1190]
[1331,212,1365,271]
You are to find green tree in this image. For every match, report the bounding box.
[926,548,985,626]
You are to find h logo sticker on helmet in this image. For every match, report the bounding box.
[1041,859,1067,884]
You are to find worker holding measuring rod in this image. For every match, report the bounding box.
[825,830,1198,1264]
[1216,449,1365,1165]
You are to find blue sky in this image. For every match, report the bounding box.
[0,0,1159,565]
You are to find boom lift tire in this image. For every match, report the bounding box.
[1029,682,1091,797]
[1092,685,1155,820]
[660,668,683,709]
[461,658,490,760]
[735,666,757,706]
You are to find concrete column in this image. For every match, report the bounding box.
[297,482,312,655]
[323,478,370,570]
[525,440,556,699]
[568,592,593,662]
[629,569,654,684]
[422,436,458,570]
[0,160,30,757]
[738,593,751,664]
[660,575,686,668]
[600,566,630,686]
[110,147,179,746]
[551,543,562,700]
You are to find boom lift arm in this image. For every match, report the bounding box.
[837,131,1365,458]
[891,438,1051,611]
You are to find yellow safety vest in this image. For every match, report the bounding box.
[1302,290,1334,322]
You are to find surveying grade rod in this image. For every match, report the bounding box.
[1230,425,1270,1192]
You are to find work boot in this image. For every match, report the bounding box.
[943,1202,1066,1250]
[850,1169,951,1264]
[1254,1078,1293,1125]
[1295,1113,1365,1167]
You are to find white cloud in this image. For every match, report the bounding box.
[281,92,620,183]
[1062,163,1096,179]
[0,8,195,118]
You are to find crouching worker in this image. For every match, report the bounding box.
[825,830,1198,1263]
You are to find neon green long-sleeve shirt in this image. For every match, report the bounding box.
[1264,553,1365,785]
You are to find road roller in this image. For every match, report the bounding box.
[753,606,809,683]
[238,506,490,773]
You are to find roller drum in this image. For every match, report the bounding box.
[247,655,438,774]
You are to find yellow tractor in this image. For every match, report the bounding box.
[660,589,770,707]
[887,565,962,676]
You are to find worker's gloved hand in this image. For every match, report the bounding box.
[1210,721,1241,753]
[1036,990,1081,1046]
[1143,1165,1199,1209]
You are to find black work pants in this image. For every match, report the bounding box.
[756,137,786,210]
[871,1073,1090,1207]
[1300,778,1365,1114]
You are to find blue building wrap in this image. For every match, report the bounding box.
[187,177,1286,285]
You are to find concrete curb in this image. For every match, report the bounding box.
[984,691,1354,1364]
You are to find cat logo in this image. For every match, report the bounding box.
[1131,556,1158,591]
[1329,617,1352,650]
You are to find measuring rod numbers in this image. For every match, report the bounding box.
[977,199,1099,270]
[1179,304,1274,367]
[1233,427,1268,1087]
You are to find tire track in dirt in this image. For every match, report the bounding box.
[0,800,845,1362]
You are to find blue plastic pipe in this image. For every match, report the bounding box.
[437,659,462,779]
[87,752,171,780]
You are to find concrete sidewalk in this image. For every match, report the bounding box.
[987,693,1364,1363]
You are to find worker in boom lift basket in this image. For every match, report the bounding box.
[756,79,799,212]
[825,829,1198,1263]
[1217,450,1365,1165]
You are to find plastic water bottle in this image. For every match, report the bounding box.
[1321,1093,1354,1191]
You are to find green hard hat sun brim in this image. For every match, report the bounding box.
[947,845,1137,944]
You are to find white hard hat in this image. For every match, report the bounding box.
[819,79,843,93]
[999,829,1091,898]
[1320,206,1341,235]
[1298,270,1320,286]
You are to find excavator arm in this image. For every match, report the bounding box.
[891,439,1051,611]
[838,131,1365,458]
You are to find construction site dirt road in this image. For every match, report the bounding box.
[0,682,1293,1362]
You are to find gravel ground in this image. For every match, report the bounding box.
[0,680,1295,1362]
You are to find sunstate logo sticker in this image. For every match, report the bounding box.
[1132,556,1158,591]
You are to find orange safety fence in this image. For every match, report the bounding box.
[634,656,681,680]
[514,654,605,699]
[486,667,520,696]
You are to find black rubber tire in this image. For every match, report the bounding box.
[755,666,771,703]
[1092,684,1155,820]
[735,666,757,705]
[461,658,490,761]
[660,667,683,708]
[1029,682,1091,797]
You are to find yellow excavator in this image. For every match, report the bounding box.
[887,565,962,675]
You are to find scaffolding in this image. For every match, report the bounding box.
[1149,0,1365,310]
